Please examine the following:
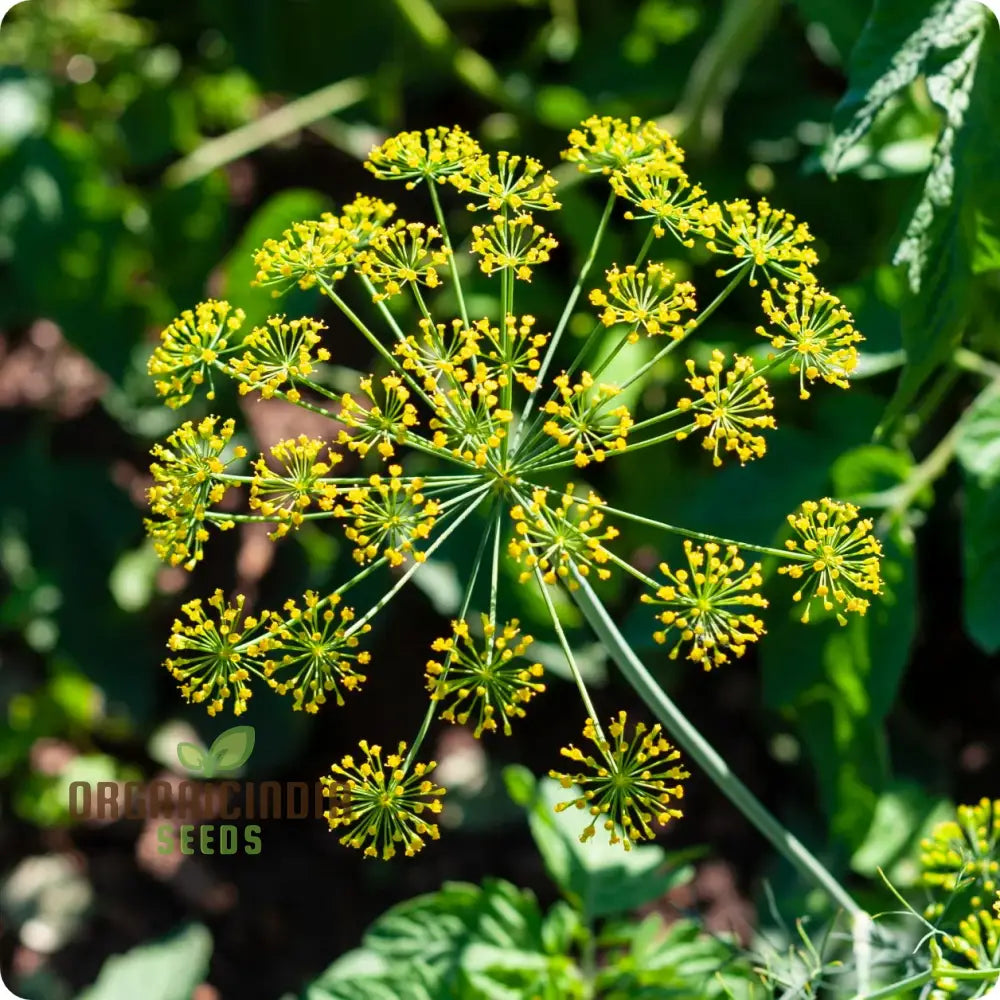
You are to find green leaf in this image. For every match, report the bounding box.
[961,474,1000,653]
[208,725,255,773]
[956,385,1000,487]
[76,923,212,1000]
[219,188,331,334]
[503,768,696,922]
[175,742,206,774]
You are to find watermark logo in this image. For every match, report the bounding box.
[176,724,255,778]
[67,725,348,856]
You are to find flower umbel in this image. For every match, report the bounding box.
[590,263,697,341]
[642,541,768,669]
[551,712,689,849]
[322,740,445,859]
[426,616,545,737]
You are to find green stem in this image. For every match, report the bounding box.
[569,569,864,920]
[515,192,617,447]
[428,181,470,327]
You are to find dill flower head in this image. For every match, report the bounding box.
[779,498,883,624]
[470,213,558,282]
[425,615,545,737]
[563,115,679,174]
[551,711,689,850]
[541,372,634,467]
[508,488,619,586]
[676,350,775,466]
[590,263,697,341]
[464,314,549,391]
[227,315,330,402]
[252,219,358,295]
[249,436,342,539]
[451,150,560,213]
[149,300,245,407]
[356,220,450,301]
[145,416,245,569]
[338,374,419,459]
[365,125,481,188]
[930,905,1000,1000]
[922,799,1000,900]
[702,198,818,285]
[340,194,396,245]
[322,740,445,859]
[334,466,439,566]
[641,541,768,669]
[166,590,260,716]
[610,152,711,245]
[261,591,370,713]
[758,283,863,398]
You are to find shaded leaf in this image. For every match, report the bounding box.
[175,742,206,774]
[209,725,256,773]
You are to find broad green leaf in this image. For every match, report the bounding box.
[76,923,212,1000]
[503,768,696,922]
[961,474,1000,652]
[209,724,255,773]
[219,188,331,334]
[956,385,1000,487]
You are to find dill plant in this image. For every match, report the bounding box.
[144,117,884,886]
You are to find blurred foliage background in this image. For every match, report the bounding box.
[0,0,998,997]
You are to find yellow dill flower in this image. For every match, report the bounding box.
[338,374,419,459]
[450,151,560,212]
[641,541,767,669]
[758,283,863,398]
[542,372,633,467]
[550,711,688,850]
[508,488,618,586]
[463,314,549,390]
[702,198,818,285]
[922,799,1000,900]
[252,219,357,295]
[261,592,370,713]
[365,125,481,188]
[145,416,246,569]
[428,373,513,468]
[779,498,884,624]
[676,351,775,466]
[470,213,558,282]
[339,193,395,245]
[395,317,478,393]
[148,300,245,408]
[589,263,697,341]
[355,220,450,301]
[166,590,260,716]
[929,905,1000,1000]
[562,115,679,174]
[226,315,330,402]
[322,740,445,859]
[334,466,439,566]
[425,615,545,737]
[610,153,711,246]
[249,436,342,539]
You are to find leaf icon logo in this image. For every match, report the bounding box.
[176,726,255,779]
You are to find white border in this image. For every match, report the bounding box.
[0,0,30,28]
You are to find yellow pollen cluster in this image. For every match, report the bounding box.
[338,374,419,459]
[334,465,439,566]
[149,300,245,408]
[508,488,618,586]
[779,498,884,624]
[322,740,445,859]
[227,315,330,402]
[641,541,767,669]
[365,125,481,187]
[562,115,679,174]
[470,213,558,282]
[551,711,689,850]
[425,615,545,737]
[542,372,633,467]
[590,262,697,341]
[450,150,560,213]
[677,350,775,466]
[758,282,863,398]
[356,220,450,301]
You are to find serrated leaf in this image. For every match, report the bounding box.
[76,923,212,1000]
[209,725,255,773]
[175,742,206,773]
